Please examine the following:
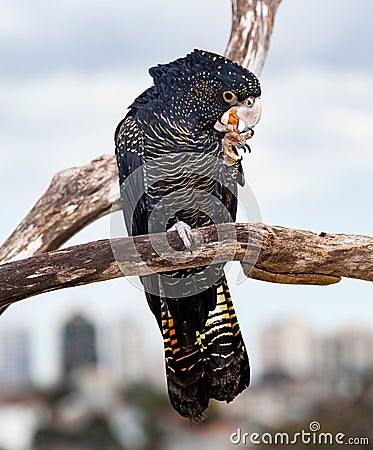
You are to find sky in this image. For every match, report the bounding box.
[0,0,372,385]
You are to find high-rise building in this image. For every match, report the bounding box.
[321,327,373,376]
[260,318,315,379]
[260,319,373,382]
[112,317,163,387]
[62,314,97,376]
[0,326,32,387]
[118,318,146,385]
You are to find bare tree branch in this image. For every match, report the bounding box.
[1,223,371,309]
[0,0,278,268]
[0,155,120,264]
[226,0,282,75]
[3,1,370,314]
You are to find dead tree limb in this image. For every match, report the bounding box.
[226,0,282,74]
[2,1,371,312]
[1,223,371,309]
[0,0,279,267]
[0,155,120,264]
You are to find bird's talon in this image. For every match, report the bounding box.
[167,221,194,252]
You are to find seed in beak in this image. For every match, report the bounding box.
[227,110,240,132]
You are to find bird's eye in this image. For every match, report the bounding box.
[223,91,237,103]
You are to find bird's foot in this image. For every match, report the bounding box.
[222,129,253,165]
[167,220,194,253]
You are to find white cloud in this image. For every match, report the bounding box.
[0,3,28,39]
[1,64,372,240]
[0,0,230,79]
[245,66,373,204]
[0,70,149,240]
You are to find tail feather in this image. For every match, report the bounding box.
[161,297,209,420]
[204,280,250,402]
[161,275,250,420]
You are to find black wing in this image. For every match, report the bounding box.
[115,113,148,236]
[115,111,162,325]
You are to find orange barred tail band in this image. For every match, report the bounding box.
[161,275,250,420]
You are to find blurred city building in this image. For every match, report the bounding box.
[118,318,146,384]
[321,327,373,376]
[62,314,97,376]
[260,318,373,381]
[0,326,32,388]
[0,315,372,449]
[260,318,314,379]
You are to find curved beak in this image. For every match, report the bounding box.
[236,97,262,131]
[214,97,262,133]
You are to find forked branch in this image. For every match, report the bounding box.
[0,0,281,266]
[2,0,371,312]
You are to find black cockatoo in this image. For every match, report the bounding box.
[115,49,261,420]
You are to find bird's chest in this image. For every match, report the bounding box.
[142,136,224,231]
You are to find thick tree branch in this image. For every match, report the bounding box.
[3,1,370,313]
[0,0,278,268]
[1,223,371,309]
[226,0,282,75]
[0,155,120,264]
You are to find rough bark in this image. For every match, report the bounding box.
[226,0,282,75]
[1,0,370,312]
[0,155,120,264]
[0,0,279,267]
[1,223,372,309]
